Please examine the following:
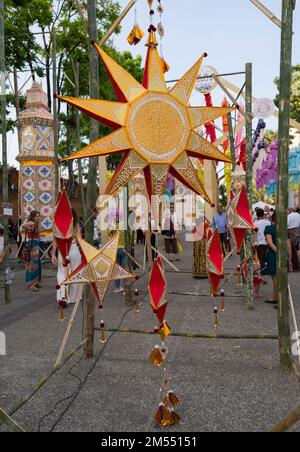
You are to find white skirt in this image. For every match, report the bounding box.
[57,242,83,303]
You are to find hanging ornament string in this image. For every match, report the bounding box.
[157,0,170,73]
[127,3,145,46]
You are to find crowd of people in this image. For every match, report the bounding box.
[2,203,299,312]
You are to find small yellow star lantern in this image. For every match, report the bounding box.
[61,233,134,308]
[56,28,234,204]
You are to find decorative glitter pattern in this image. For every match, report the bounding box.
[187,131,232,162]
[188,106,234,129]
[127,93,188,163]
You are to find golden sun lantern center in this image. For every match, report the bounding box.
[127,93,189,164]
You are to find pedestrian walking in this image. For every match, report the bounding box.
[21,211,42,292]
[254,208,271,275]
[52,209,83,307]
[212,206,229,257]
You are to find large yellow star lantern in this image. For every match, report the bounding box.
[61,233,134,306]
[57,31,234,204]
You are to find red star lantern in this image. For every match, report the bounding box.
[206,229,224,296]
[227,185,255,254]
[53,191,73,263]
[149,258,168,324]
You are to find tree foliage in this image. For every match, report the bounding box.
[3,0,144,174]
[274,65,300,124]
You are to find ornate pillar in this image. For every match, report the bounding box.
[16,82,55,239]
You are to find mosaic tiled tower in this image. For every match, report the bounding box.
[16,82,55,237]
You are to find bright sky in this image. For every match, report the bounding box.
[2,0,300,167]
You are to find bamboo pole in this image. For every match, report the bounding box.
[98,0,138,47]
[52,28,59,200]
[54,288,84,368]
[0,0,11,304]
[227,112,236,172]
[123,248,150,276]
[288,285,300,366]
[217,76,300,131]
[0,245,10,265]
[75,62,86,219]
[151,246,180,272]
[270,403,300,432]
[212,75,251,123]
[245,63,254,311]
[83,0,100,359]
[249,0,282,28]
[276,0,294,371]
[0,408,26,432]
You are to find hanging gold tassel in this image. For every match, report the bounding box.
[127,25,145,46]
[99,321,107,344]
[134,289,141,313]
[220,289,225,312]
[164,390,179,408]
[169,408,181,426]
[160,58,170,73]
[236,265,242,286]
[149,346,164,366]
[155,403,172,427]
[214,307,219,329]
[159,321,171,341]
[58,301,65,322]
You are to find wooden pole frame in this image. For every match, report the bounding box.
[0,0,11,304]
[245,63,254,311]
[276,0,295,371]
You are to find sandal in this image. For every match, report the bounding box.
[30,285,39,292]
[264,299,277,305]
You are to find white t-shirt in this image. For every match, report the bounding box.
[255,219,271,246]
[288,212,300,230]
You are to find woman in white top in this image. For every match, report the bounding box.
[52,209,83,306]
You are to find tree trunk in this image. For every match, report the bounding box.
[276,0,294,371]
[52,28,59,200]
[245,63,254,311]
[75,62,86,218]
[83,0,100,359]
[0,0,11,304]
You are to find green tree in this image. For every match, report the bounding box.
[274,65,300,123]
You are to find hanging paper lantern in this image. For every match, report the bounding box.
[227,185,255,254]
[127,25,145,46]
[206,229,224,296]
[253,98,275,120]
[195,65,218,94]
[53,191,74,263]
[157,22,165,38]
[160,57,170,73]
[149,257,168,322]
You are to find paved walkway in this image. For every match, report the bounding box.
[0,238,300,432]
